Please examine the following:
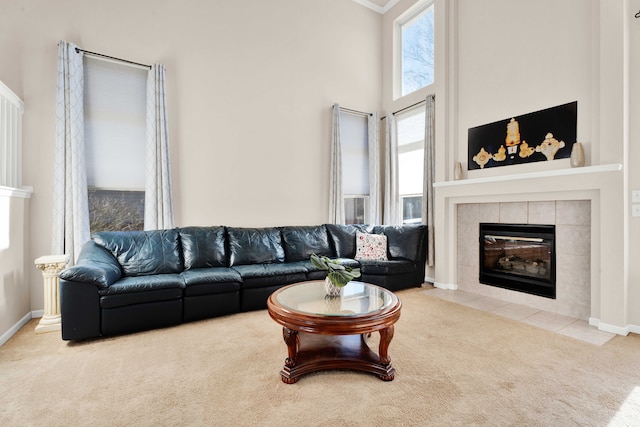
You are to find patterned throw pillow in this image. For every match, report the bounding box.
[355,231,388,261]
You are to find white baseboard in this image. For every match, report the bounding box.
[589,317,640,336]
[433,281,458,290]
[0,312,33,347]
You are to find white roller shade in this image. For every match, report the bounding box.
[340,113,370,195]
[84,57,146,190]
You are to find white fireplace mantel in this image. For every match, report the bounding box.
[434,163,622,189]
[433,162,630,335]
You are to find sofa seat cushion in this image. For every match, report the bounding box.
[280,225,333,262]
[99,274,184,309]
[92,229,183,276]
[358,259,416,275]
[232,262,307,278]
[232,263,307,289]
[303,258,360,281]
[228,227,285,266]
[181,268,241,297]
[179,226,227,269]
[303,258,360,272]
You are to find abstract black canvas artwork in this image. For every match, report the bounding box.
[467,101,577,170]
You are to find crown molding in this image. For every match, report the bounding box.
[351,0,400,15]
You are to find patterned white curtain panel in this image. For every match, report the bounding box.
[423,94,435,267]
[144,64,174,230]
[383,114,399,225]
[367,112,381,225]
[329,103,344,224]
[52,40,90,264]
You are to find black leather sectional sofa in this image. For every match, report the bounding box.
[59,224,427,340]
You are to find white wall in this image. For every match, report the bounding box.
[0,191,31,343]
[0,0,382,324]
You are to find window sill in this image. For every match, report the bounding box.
[0,185,33,199]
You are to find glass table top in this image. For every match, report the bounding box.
[275,281,396,317]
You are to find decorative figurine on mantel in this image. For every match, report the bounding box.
[472,147,492,169]
[535,132,566,161]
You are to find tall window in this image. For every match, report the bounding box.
[396,1,434,98]
[340,112,370,224]
[396,105,425,224]
[84,57,147,232]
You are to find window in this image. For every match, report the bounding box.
[88,189,145,232]
[83,56,147,232]
[344,196,369,225]
[396,1,434,98]
[396,105,425,224]
[340,112,370,224]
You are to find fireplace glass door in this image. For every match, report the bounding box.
[479,223,556,299]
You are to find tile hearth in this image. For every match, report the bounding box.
[422,287,615,346]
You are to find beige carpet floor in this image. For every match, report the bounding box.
[1,287,639,426]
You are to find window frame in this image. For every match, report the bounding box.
[395,103,426,225]
[400,194,423,224]
[393,0,435,100]
[83,56,147,233]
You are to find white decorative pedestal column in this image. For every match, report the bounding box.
[34,254,70,334]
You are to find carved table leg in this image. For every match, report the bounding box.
[281,327,300,383]
[282,327,299,366]
[378,325,395,381]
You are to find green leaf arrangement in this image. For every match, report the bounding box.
[310,253,361,287]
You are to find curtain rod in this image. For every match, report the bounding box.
[75,48,151,70]
[332,105,373,117]
[380,95,435,120]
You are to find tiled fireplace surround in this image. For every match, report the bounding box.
[456,200,590,319]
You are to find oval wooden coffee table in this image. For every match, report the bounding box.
[267,280,401,384]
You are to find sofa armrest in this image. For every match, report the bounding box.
[59,264,119,288]
[59,241,122,288]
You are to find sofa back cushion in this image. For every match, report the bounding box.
[325,224,374,258]
[92,229,183,277]
[372,224,427,262]
[179,226,227,269]
[280,225,334,262]
[227,227,285,266]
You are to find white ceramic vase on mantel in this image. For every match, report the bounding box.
[454,162,463,180]
[570,142,585,168]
